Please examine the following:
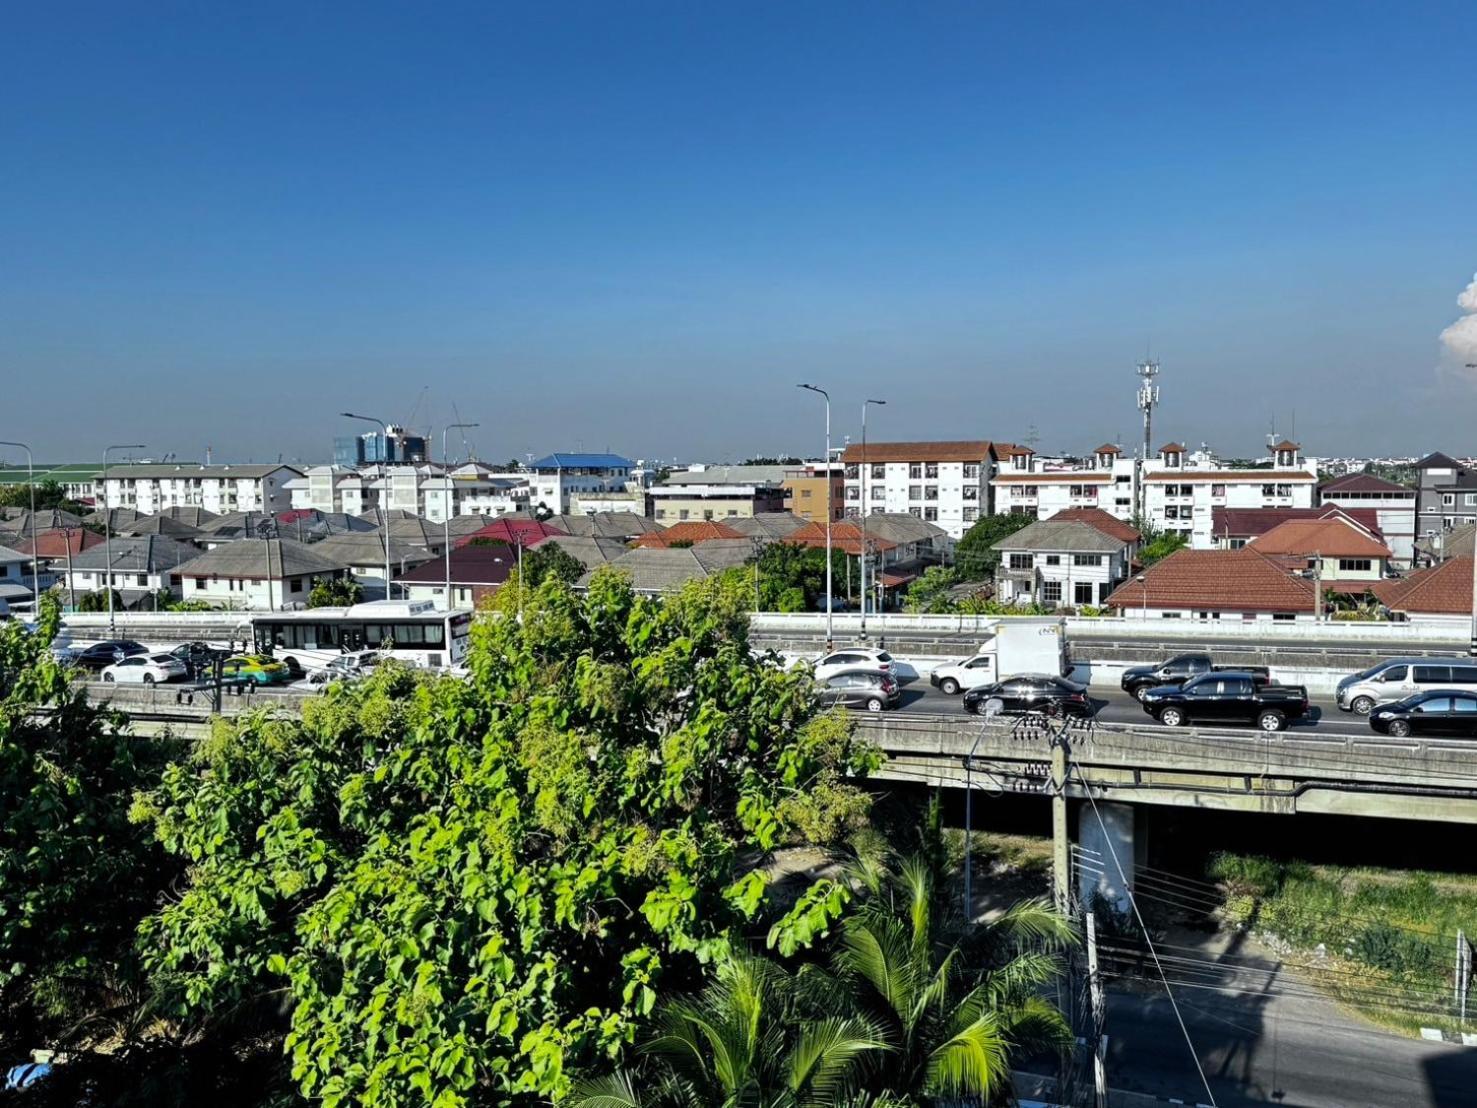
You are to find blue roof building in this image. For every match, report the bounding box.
[529,453,633,473]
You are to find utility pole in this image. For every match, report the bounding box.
[798,384,833,647]
[102,443,146,635]
[1135,360,1160,522]
[859,398,886,639]
[1087,911,1108,1108]
[443,421,479,610]
[1052,733,1070,914]
[0,442,40,612]
[1458,930,1472,1027]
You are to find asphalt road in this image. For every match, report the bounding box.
[890,676,1374,737]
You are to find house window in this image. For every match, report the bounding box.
[909,463,923,479]
[1045,554,1060,566]
[799,487,811,498]
[1073,554,1101,566]
[1041,581,1062,604]
[909,507,922,518]
[1161,612,1182,619]
[1338,558,1372,572]
[1444,493,1456,506]
[135,574,147,586]
[845,487,859,501]
[1211,484,1227,497]
[923,507,938,521]
[908,485,922,500]
[1273,613,1296,621]
[1008,553,1033,570]
[925,463,939,479]
[871,464,885,479]
[1075,582,1094,605]
[924,486,939,501]
[290,577,303,592]
[845,464,859,480]
[962,507,978,522]
[679,509,690,520]
[963,463,980,479]
[1277,484,1293,497]
[962,486,978,500]
[871,487,885,501]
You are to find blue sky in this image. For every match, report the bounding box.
[3,1,1474,465]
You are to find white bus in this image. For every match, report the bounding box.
[249,599,474,673]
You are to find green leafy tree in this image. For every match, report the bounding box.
[954,514,1033,581]
[74,588,124,612]
[902,566,962,613]
[521,541,587,587]
[754,543,849,611]
[1132,518,1187,567]
[0,478,87,514]
[138,572,881,1105]
[307,577,366,608]
[0,598,177,1048]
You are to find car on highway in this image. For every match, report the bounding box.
[1121,653,1269,702]
[217,654,292,686]
[962,674,1093,718]
[100,652,188,685]
[1336,659,1477,715]
[1141,672,1308,732]
[812,647,894,683]
[306,650,383,685]
[1368,691,1477,738]
[70,639,149,672]
[163,641,233,677]
[815,669,900,712]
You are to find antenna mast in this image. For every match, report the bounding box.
[1135,359,1161,519]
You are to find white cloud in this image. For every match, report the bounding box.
[1440,273,1477,380]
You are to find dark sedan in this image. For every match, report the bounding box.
[816,670,901,712]
[1369,691,1477,738]
[963,674,1093,718]
[71,639,149,672]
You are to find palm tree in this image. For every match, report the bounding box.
[830,855,1076,1106]
[567,951,893,1108]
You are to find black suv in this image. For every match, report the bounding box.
[71,640,148,672]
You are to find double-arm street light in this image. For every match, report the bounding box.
[103,443,147,634]
[442,422,479,609]
[796,385,833,646]
[341,413,394,601]
[0,441,40,612]
[859,398,886,638]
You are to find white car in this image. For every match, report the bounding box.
[100,653,188,685]
[812,647,894,683]
[307,650,384,685]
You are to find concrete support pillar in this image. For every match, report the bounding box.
[1076,801,1146,916]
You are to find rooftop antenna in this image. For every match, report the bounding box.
[1135,358,1161,519]
[1025,423,1041,451]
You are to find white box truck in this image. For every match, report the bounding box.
[927,617,1070,695]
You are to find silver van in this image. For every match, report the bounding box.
[1336,658,1477,714]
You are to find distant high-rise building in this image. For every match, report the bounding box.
[334,425,428,468]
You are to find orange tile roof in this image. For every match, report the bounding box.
[1046,508,1142,544]
[1104,548,1316,614]
[633,520,745,547]
[783,520,899,555]
[1250,518,1391,559]
[1372,557,1473,615]
[1093,443,1122,454]
[1159,443,1186,453]
[1271,440,1301,452]
[841,440,1000,464]
[11,527,104,557]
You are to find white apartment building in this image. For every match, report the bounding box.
[840,441,1011,540]
[1143,441,1317,547]
[528,453,636,514]
[991,445,1137,521]
[101,463,301,516]
[330,464,531,521]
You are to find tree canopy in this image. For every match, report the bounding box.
[954,514,1033,580]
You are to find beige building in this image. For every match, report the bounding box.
[647,465,787,523]
[782,462,844,524]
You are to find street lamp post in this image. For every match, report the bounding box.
[0,441,41,613]
[859,398,886,638]
[102,443,146,635]
[797,384,833,647]
[1136,573,1148,620]
[1469,366,1477,657]
[342,413,393,601]
[442,421,479,610]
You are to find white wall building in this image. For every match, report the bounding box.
[991,445,1137,521]
[171,538,351,610]
[528,453,635,515]
[1142,441,1318,547]
[991,519,1133,609]
[101,464,301,516]
[1318,472,1418,567]
[840,441,1011,540]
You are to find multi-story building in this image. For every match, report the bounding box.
[100,463,301,516]
[648,465,788,523]
[840,441,1015,540]
[1414,452,1477,537]
[528,453,635,515]
[991,444,1137,521]
[333,425,428,468]
[1141,441,1318,546]
[782,462,844,524]
[1318,472,1417,566]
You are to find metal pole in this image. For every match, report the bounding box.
[1087,911,1108,1108]
[517,539,524,619]
[0,443,40,612]
[1052,736,1070,914]
[63,526,76,610]
[798,385,832,646]
[442,422,479,611]
[962,725,985,920]
[860,398,886,638]
[102,444,145,635]
[342,413,391,601]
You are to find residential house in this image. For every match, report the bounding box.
[536,534,632,571]
[1414,452,1477,537]
[394,545,518,609]
[1141,441,1318,546]
[1416,523,1476,565]
[1104,548,1317,621]
[1209,506,1383,550]
[1247,517,1393,597]
[0,544,32,608]
[782,461,845,524]
[1045,507,1142,560]
[83,507,145,532]
[312,533,437,598]
[992,445,1138,522]
[647,465,789,523]
[992,519,1133,609]
[1318,472,1417,566]
[1371,557,1475,628]
[63,535,201,608]
[527,453,636,515]
[727,512,811,542]
[171,539,351,610]
[12,528,104,593]
[579,543,752,595]
[842,440,1015,539]
[453,517,568,549]
[0,507,87,541]
[117,514,208,544]
[544,511,659,541]
[100,463,301,515]
[634,520,745,548]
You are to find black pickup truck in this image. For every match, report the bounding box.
[1140,672,1309,732]
[1121,653,1271,702]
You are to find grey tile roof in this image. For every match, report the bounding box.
[0,507,88,532]
[991,519,1127,554]
[67,534,201,573]
[171,538,350,579]
[538,534,631,569]
[578,541,751,593]
[84,508,146,530]
[117,514,206,539]
[313,533,437,568]
[547,511,659,539]
[862,512,949,545]
[727,512,810,539]
[0,543,29,565]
